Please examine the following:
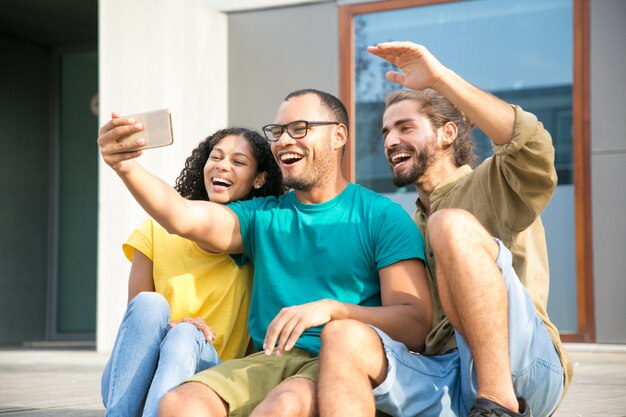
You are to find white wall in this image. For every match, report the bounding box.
[97,0,228,352]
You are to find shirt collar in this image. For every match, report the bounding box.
[415,165,473,213]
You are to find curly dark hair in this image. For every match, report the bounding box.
[174,127,284,201]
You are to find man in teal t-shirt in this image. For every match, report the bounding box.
[99,88,432,417]
[230,181,424,356]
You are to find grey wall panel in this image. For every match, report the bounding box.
[590,0,626,153]
[228,2,339,131]
[591,153,626,343]
[0,35,50,345]
[590,0,626,343]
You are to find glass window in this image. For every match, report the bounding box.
[354,0,574,193]
[352,0,577,333]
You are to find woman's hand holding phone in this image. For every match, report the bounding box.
[97,109,174,173]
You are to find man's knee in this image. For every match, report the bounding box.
[320,319,386,376]
[158,387,187,417]
[320,320,388,387]
[158,382,226,417]
[427,209,493,253]
[427,209,476,239]
[274,390,308,415]
[257,379,316,417]
[321,319,378,355]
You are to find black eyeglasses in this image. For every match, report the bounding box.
[261,120,339,142]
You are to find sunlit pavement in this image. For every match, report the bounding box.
[0,344,625,417]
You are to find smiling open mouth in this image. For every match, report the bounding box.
[212,177,233,188]
[389,152,412,167]
[280,153,304,165]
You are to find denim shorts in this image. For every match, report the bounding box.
[372,239,564,417]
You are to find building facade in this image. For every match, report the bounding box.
[0,0,624,351]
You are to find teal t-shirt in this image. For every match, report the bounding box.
[228,183,425,355]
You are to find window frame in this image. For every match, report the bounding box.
[339,0,593,342]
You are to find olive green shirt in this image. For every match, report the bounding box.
[414,105,572,393]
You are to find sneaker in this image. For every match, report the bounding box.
[466,397,532,417]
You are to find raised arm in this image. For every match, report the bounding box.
[263,258,432,355]
[98,113,244,253]
[368,42,515,145]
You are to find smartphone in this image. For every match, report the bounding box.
[119,108,174,151]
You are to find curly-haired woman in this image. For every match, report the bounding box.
[100,126,284,417]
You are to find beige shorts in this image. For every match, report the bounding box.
[185,348,319,417]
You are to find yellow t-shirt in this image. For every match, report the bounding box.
[123,218,253,361]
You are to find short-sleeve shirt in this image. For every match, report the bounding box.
[123,218,253,361]
[228,183,425,355]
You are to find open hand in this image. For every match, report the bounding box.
[263,299,339,357]
[367,42,448,91]
[171,317,216,343]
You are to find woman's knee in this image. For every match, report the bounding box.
[129,291,169,312]
[127,292,170,325]
[161,322,204,354]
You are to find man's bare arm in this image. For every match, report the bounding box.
[263,258,432,355]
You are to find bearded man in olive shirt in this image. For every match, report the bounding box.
[317,42,572,417]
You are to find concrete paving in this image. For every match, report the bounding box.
[0,348,106,416]
[0,344,625,416]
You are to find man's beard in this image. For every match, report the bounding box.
[391,144,436,188]
[284,175,316,191]
[282,145,334,192]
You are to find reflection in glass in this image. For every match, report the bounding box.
[354,0,573,192]
[352,0,577,332]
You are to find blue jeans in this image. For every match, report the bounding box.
[101,292,221,417]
